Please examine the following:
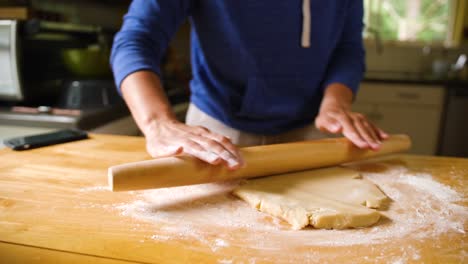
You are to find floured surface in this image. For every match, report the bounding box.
[114,160,468,263]
[232,167,388,229]
[2,136,465,263]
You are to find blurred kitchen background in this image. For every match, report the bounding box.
[0,0,467,157]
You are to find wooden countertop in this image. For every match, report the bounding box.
[0,134,466,263]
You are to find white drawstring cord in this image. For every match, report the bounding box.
[301,0,311,48]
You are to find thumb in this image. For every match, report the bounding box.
[166,145,184,156]
[316,116,342,134]
[149,144,183,158]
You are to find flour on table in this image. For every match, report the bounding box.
[114,164,467,263]
[79,186,110,192]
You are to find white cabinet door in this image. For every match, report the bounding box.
[353,83,445,155]
[352,103,443,155]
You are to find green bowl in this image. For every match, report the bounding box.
[61,46,112,78]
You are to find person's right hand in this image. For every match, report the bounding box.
[119,71,243,169]
[143,118,244,170]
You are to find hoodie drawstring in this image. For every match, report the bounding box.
[301,0,311,48]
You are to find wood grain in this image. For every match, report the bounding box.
[0,134,466,263]
[109,134,411,191]
[0,242,138,264]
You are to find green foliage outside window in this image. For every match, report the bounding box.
[364,0,452,43]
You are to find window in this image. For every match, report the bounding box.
[364,0,461,45]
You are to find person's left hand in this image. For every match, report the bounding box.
[315,103,389,150]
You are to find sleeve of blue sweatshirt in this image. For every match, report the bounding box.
[110,0,192,93]
[322,1,365,95]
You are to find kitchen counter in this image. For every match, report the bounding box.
[363,68,468,86]
[0,134,466,263]
[364,76,468,86]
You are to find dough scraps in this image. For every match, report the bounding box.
[233,167,389,230]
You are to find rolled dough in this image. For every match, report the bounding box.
[233,167,389,230]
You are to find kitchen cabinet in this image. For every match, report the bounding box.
[439,85,468,157]
[352,82,445,155]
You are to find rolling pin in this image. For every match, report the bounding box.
[109,134,411,191]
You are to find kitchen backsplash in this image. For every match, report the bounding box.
[365,41,468,79]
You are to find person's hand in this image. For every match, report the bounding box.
[143,118,244,169]
[315,103,389,150]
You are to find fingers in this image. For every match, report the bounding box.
[182,140,223,165]
[327,111,369,149]
[193,126,238,156]
[191,126,243,169]
[151,138,224,165]
[190,135,241,169]
[322,110,387,150]
[352,114,381,150]
[147,123,243,169]
[147,141,183,158]
[376,126,389,139]
[203,133,244,169]
[315,115,342,133]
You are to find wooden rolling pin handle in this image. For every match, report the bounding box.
[109,134,411,191]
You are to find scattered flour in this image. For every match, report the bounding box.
[397,173,462,202]
[391,258,405,264]
[79,186,110,192]
[112,165,467,263]
[214,238,229,248]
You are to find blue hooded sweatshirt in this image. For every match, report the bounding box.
[111,0,365,135]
